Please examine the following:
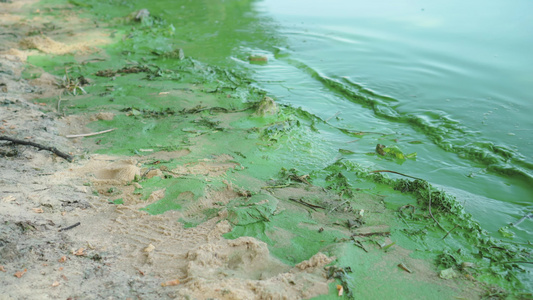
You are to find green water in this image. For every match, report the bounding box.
[109,0,533,280]
[250,0,533,240]
[249,1,533,290]
[28,0,532,296]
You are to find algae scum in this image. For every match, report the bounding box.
[24,0,532,298]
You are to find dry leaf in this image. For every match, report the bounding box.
[0,265,6,272]
[14,269,27,278]
[32,208,44,213]
[73,248,85,256]
[161,279,180,287]
[58,267,63,271]
[52,281,60,287]
[337,284,344,297]
[58,256,67,263]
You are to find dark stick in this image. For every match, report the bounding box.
[442,224,459,240]
[58,222,81,232]
[0,136,73,162]
[352,231,391,237]
[370,170,422,180]
[288,197,325,211]
[352,239,368,253]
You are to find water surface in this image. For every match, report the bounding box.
[124,0,532,248]
[242,0,533,244]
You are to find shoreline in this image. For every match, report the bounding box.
[0,1,530,299]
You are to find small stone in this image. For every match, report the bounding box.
[249,54,268,63]
[135,9,150,21]
[144,244,155,252]
[254,96,278,116]
[439,268,457,279]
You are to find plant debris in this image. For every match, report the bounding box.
[327,266,354,298]
[14,269,27,278]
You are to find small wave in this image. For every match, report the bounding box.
[283,58,533,183]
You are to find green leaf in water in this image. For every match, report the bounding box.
[339,148,355,155]
[498,226,515,238]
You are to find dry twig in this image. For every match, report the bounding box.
[0,136,72,162]
[66,128,116,138]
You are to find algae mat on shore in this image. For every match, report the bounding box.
[1,0,530,299]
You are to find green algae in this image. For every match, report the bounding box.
[224,201,346,266]
[322,159,532,293]
[25,0,532,298]
[137,176,206,215]
[314,245,461,300]
[226,194,279,226]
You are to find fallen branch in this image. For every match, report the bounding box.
[0,136,72,162]
[66,128,116,138]
[288,197,325,211]
[263,183,291,189]
[370,170,422,180]
[442,224,459,240]
[58,222,81,232]
[352,231,390,237]
[352,239,368,253]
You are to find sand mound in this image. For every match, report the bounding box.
[181,237,333,300]
[63,155,140,184]
[19,35,92,55]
